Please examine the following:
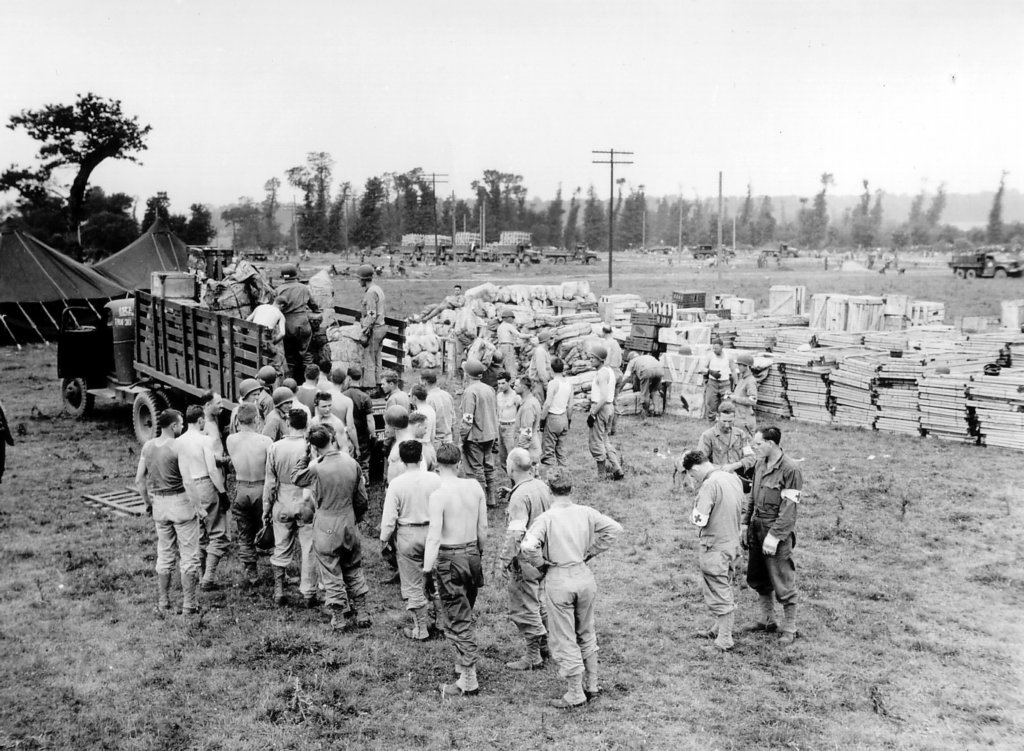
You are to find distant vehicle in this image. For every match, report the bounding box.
[647,245,676,255]
[949,248,1024,279]
[542,244,598,264]
[759,243,800,260]
[692,245,735,260]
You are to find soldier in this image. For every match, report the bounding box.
[540,358,573,467]
[263,409,318,608]
[294,364,321,413]
[520,467,622,708]
[703,339,732,421]
[423,444,488,697]
[356,264,387,389]
[422,371,455,449]
[293,425,372,630]
[742,427,803,646]
[680,449,744,652]
[409,384,436,446]
[246,296,287,373]
[379,440,442,640]
[499,448,552,670]
[587,345,624,480]
[176,405,229,591]
[225,402,273,585]
[495,372,521,475]
[275,265,319,382]
[482,348,505,390]
[731,353,759,434]
[342,365,375,482]
[696,400,751,466]
[496,309,521,378]
[136,409,201,614]
[381,369,410,453]
[514,374,543,466]
[460,358,500,507]
[229,378,268,434]
[528,331,553,403]
[262,386,310,442]
[623,351,666,417]
[603,325,623,434]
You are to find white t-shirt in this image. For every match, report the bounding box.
[247,304,286,340]
[590,367,616,405]
[707,353,731,382]
[546,378,572,415]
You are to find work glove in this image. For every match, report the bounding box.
[740,524,749,550]
[586,413,596,429]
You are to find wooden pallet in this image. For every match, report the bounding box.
[82,487,148,517]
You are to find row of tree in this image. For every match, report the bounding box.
[1,94,1019,259]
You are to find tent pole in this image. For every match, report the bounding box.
[16,302,49,345]
[38,301,61,331]
[0,314,22,351]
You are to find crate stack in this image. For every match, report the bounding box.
[918,372,974,443]
[774,327,817,353]
[625,307,673,356]
[776,351,834,425]
[598,294,646,334]
[966,370,1024,450]
[756,364,791,419]
[829,353,878,429]
[672,290,707,311]
[875,356,927,435]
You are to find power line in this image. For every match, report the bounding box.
[592,148,633,288]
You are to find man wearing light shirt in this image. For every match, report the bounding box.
[422,371,455,449]
[247,297,287,373]
[541,358,574,467]
[703,339,733,420]
[528,331,553,403]
[495,372,522,474]
[586,345,624,480]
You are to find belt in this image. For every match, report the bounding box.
[151,489,185,497]
[440,541,478,551]
[398,521,430,527]
[753,510,777,520]
[236,479,265,485]
[499,421,515,426]
[191,476,212,482]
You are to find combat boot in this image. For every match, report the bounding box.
[485,483,498,508]
[350,593,372,628]
[403,606,430,641]
[738,594,778,633]
[272,566,287,606]
[200,554,221,591]
[440,663,479,696]
[550,673,587,709]
[181,571,200,615]
[329,603,348,630]
[244,562,260,586]
[779,603,798,646]
[596,461,607,479]
[199,549,207,578]
[713,611,735,651]
[505,635,543,670]
[583,655,600,701]
[156,572,172,612]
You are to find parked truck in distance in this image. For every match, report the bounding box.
[949,247,1024,279]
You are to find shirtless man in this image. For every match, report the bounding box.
[423,444,488,697]
[311,391,356,454]
[176,405,228,591]
[226,402,273,585]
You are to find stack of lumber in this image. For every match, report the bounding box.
[733,327,779,351]
[828,352,878,429]
[599,294,646,329]
[918,373,974,443]
[776,351,834,425]
[874,356,927,435]
[815,331,865,348]
[967,370,1024,450]
[774,327,817,352]
[756,364,791,418]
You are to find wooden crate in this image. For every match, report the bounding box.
[630,323,660,339]
[623,335,657,354]
[672,290,707,309]
[631,311,673,327]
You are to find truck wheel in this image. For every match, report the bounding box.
[994,268,1008,279]
[133,390,169,444]
[965,269,976,279]
[62,377,93,419]
[954,268,966,278]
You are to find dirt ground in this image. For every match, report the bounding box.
[1,256,1022,750]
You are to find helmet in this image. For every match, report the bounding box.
[384,404,409,426]
[280,264,297,279]
[462,359,485,377]
[272,386,295,407]
[491,349,505,363]
[238,378,262,399]
[590,344,608,361]
[257,365,278,383]
[500,308,515,320]
[282,377,298,391]
[356,264,374,280]
[736,353,754,367]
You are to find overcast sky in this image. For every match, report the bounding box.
[2,0,1022,213]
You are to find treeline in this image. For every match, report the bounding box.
[228,158,1024,255]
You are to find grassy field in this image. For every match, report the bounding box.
[1,258,1022,750]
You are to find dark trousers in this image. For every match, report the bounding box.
[436,544,483,666]
[746,517,797,605]
[462,439,496,491]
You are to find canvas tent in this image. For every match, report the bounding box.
[94,216,190,290]
[0,225,128,346]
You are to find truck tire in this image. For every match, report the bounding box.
[994,268,1008,279]
[133,390,169,444]
[965,269,976,279]
[954,268,966,278]
[62,377,94,419]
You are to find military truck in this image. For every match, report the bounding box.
[949,248,1024,279]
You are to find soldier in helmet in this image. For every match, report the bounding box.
[496,308,521,378]
[275,264,319,382]
[230,378,269,434]
[262,386,311,442]
[460,359,500,507]
[731,353,759,434]
[356,264,387,389]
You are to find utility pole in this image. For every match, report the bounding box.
[592,148,634,288]
[677,189,684,253]
[292,195,300,257]
[423,172,448,260]
[717,172,724,283]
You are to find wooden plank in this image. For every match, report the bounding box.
[82,487,148,517]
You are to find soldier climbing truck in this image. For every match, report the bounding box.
[58,273,277,443]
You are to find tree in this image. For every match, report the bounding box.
[797,173,832,248]
[987,171,1007,243]
[616,185,646,248]
[286,152,334,252]
[79,186,138,260]
[563,187,581,250]
[544,186,564,247]
[925,183,946,228]
[582,185,606,250]
[851,180,876,248]
[261,177,283,250]
[754,196,777,245]
[1,93,151,246]
[142,192,171,228]
[183,204,216,245]
[737,186,755,246]
[328,181,352,252]
[221,198,263,250]
[352,176,386,248]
